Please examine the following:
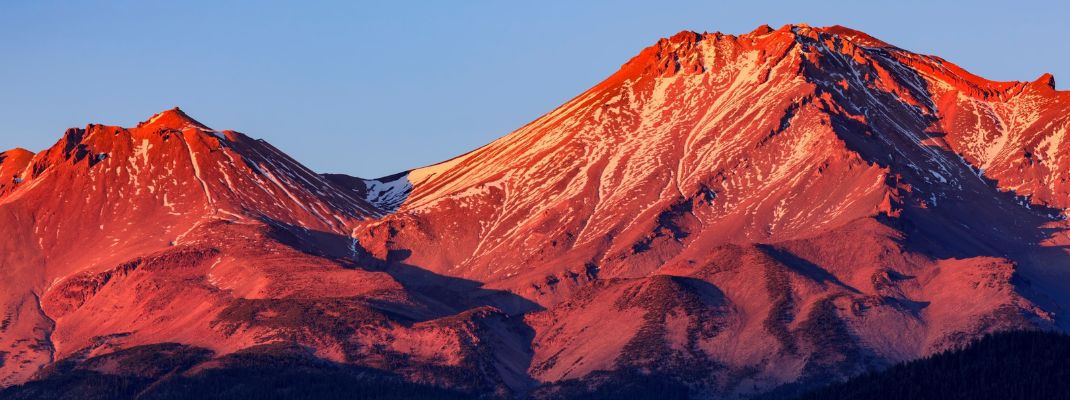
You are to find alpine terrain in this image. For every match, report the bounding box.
[1,24,1069,399]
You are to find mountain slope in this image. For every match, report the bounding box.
[0,108,374,385]
[342,24,1070,396]
[2,24,1070,399]
[0,109,532,393]
[352,24,1069,290]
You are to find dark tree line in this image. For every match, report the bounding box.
[3,330,1069,399]
[0,343,468,400]
[797,330,1070,400]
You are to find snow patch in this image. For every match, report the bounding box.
[135,139,153,165]
[362,175,413,212]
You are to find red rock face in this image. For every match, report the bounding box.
[1,25,1069,397]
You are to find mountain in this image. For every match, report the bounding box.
[0,108,529,394]
[1,24,1069,399]
[344,24,1070,396]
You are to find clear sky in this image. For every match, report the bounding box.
[2,1,1067,178]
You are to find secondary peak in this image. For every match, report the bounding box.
[137,107,210,130]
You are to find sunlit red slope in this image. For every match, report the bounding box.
[2,24,1070,398]
[344,24,1070,395]
[0,109,531,393]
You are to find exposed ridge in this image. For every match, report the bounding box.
[612,24,1057,103]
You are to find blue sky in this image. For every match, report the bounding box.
[2,1,1067,177]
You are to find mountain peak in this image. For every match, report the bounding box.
[0,147,34,159]
[749,24,774,35]
[137,107,210,131]
[1034,72,1056,90]
[813,24,893,47]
